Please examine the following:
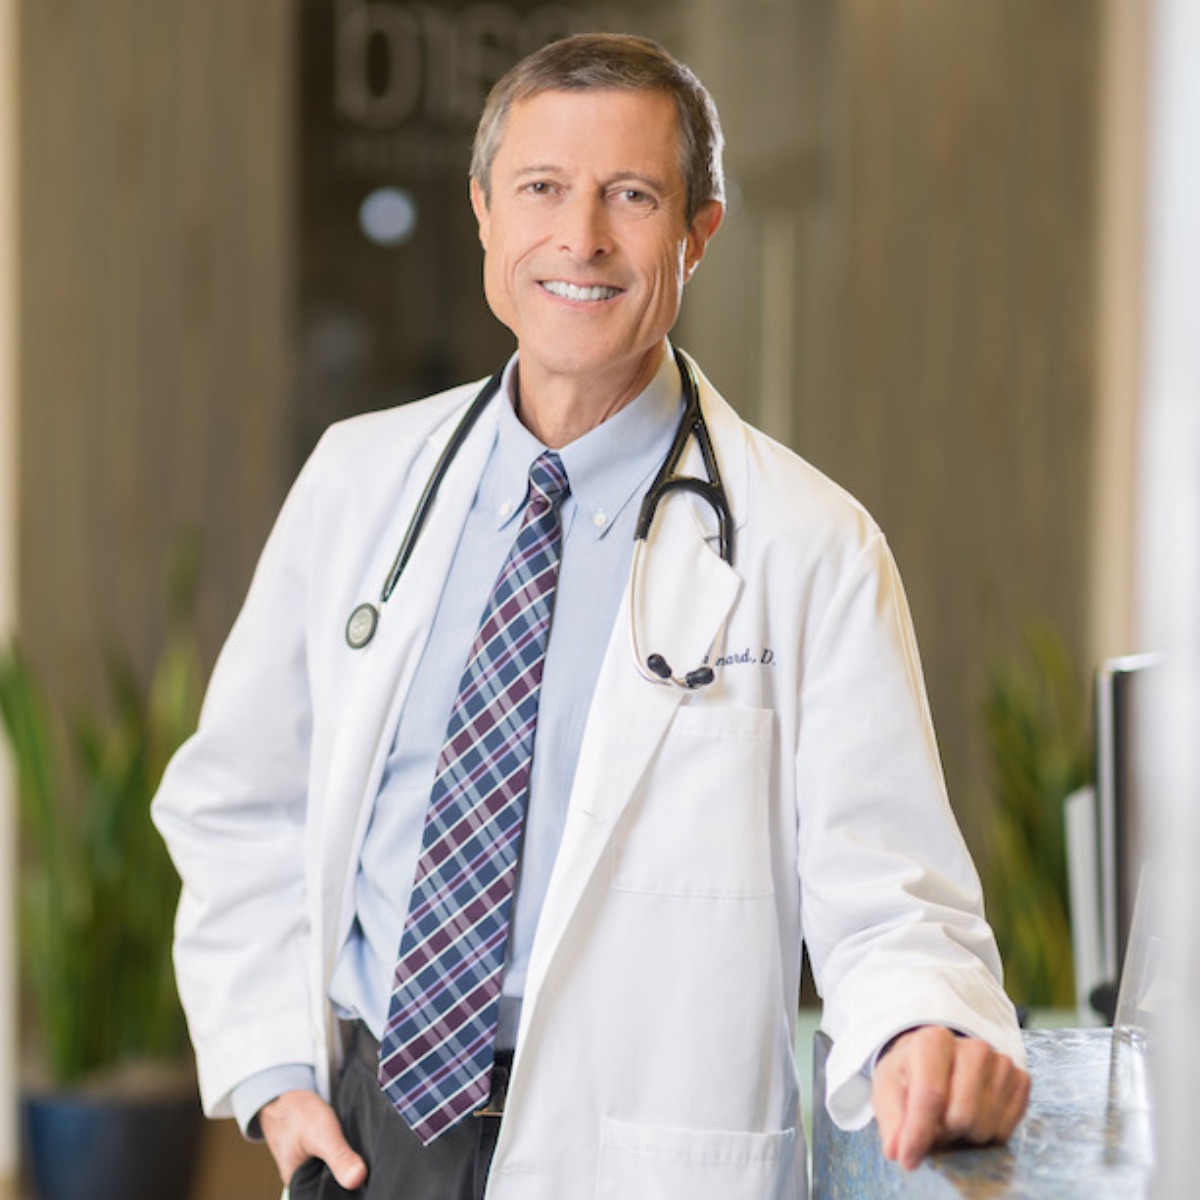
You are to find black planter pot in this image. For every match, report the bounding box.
[22,1088,203,1200]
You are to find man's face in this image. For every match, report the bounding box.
[470,88,722,402]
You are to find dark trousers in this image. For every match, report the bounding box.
[288,1024,503,1200]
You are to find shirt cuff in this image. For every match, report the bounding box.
[231,1064,319,1140]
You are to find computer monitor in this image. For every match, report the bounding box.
[1092,654,1161,1020]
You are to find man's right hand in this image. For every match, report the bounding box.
[259,1090,369,1190]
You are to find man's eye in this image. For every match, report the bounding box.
[526,181,553,195]
[614,188,658,210]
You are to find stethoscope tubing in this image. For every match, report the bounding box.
[345,347,733,690]
[381,371,503,605]
[344,371,502,649]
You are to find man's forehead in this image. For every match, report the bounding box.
[494,88,682,167]
[509,84,673,109]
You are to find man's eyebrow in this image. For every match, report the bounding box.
[603,171,670,193]
[510,164,561,179]
[506,165,671,192]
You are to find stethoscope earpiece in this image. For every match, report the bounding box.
[628,348,733,692]
[646,654,672,680]
[645,654,715,691]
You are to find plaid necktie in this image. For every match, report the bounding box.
[378,450,570,1143]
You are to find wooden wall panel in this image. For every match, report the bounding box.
[17,0,295,700]
[684,0,1099,847]
[0,0,19,1180]
[828,1,1098,842]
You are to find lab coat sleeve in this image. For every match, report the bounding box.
[152,441,325,1119]
[794,531,1024,1131]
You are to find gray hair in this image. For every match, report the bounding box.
[470,33,725,224]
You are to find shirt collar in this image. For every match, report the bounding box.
[486,348,684,540]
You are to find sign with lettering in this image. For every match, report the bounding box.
[295,0,677,462]
[331,0,621,172]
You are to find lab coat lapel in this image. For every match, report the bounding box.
[318,391,501,947]
[518,392,747,1015]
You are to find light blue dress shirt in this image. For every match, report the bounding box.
[232,351,683,1131]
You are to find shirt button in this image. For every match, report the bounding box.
[593,511,608,529]
[499,500,513,519]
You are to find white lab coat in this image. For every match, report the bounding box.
[153,362,1023,1200]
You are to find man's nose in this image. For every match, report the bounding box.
[557,194,613,260]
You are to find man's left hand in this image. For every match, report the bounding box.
[871,1026,1030,1171]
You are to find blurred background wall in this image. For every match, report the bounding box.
[1,0,19,1181]
[0,0,1165,1193]
[12,0,1119,853]
[687,1,1106,858]
[16,1,296,703]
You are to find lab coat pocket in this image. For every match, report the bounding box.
[596,1116,796,1200]
[611,705,773,897]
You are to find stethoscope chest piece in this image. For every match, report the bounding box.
[346,602,380,649]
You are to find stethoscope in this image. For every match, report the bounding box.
[345,346,734,690]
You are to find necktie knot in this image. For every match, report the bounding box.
[528,450,570,513]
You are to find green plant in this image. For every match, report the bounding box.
[0,623,202,1085]
[978,619,1091,1010]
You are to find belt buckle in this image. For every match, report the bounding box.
[473,1061,510,1119]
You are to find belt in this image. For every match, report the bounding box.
[344,1021,514,1120]
[472,1049,513,1119]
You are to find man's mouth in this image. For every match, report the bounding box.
[540,280,621,302]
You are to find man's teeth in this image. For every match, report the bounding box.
[542,281,619,302]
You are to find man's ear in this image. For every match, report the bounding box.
[470,178,491,249]
[684,199,725,281]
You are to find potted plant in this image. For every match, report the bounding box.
[977,619,1091,1013]
[0,600,204,1200]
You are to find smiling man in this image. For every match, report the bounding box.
[154,33,1028,1200]
[468,85,720,445]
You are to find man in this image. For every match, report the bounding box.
[153,33,1029,1200]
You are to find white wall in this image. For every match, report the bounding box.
[1137,0,1200,1195]
[1091,0,1148,662]
[0,0,19,1183]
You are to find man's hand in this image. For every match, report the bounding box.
[258,1090,368,1190]
[871,1026,1030,1171]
